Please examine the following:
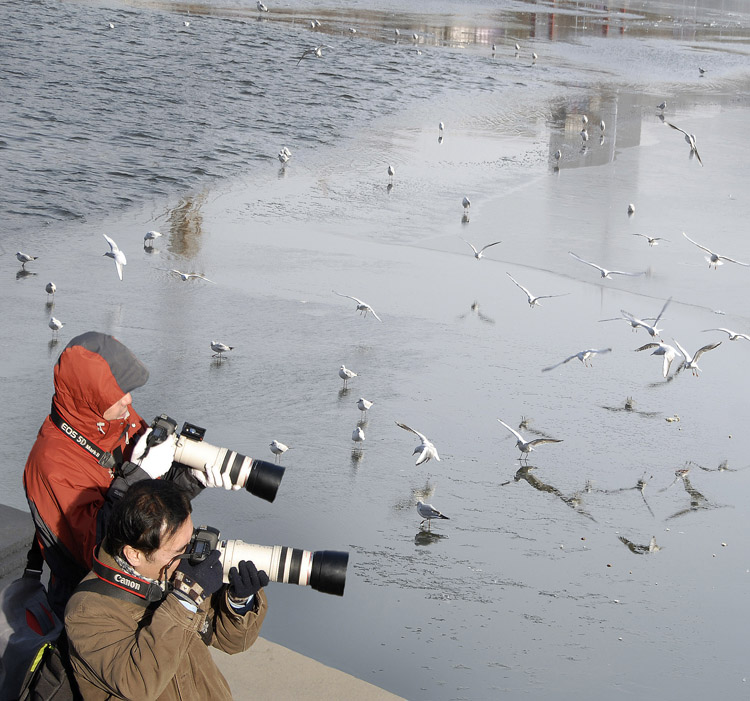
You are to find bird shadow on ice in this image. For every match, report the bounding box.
[414,530,446,546]
[338,387,351,400]
[590,474,655,518]
[48,338,60,355]
[16,269,37,280]
[500,464,596,522]
[661,471,731,521]
[392,480,436,512]
[350,448,364,468]
[600,397,660,418]
[617,534,661,554]
[457,301,495,325]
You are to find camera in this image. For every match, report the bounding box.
[189,526,349,597]
[147,415,285,503]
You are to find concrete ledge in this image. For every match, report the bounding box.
[0,504,35,580]
[211,641,403,700]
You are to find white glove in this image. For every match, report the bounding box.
[200,461,242,491]
[131,428,177,479]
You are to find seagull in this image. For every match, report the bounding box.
[633,233,669,246]
[599,120,605,132]
[352,426,365,445]
[666,122,703,165]
[257,0,268,12]
[568,251,644,279]
[582,114,589,126]
[348,27,357,34]
[698,66,706,75]
[635,342,682,378]
[673,339,721,377]
[542,348,612,372]
[505,272,568,308]
[581,129,589,142]
[497,419,562,459]
[627,203,636,215]
[462,196,471,211]
[682,232,750,269]
[280,146,292,158]
[531,52,537,63]
[168,269,215,283]
[461,238,501,260]
[394,28,400,37]
[357,397,373,416]
[269,440,288,462]
[439,121,444,133]
[49,317,64,336]
[395,422,440,465]
[45,282,56,299]
[416,501,449,528]
[339,365,357,388]
[656,101,667,111]
[296,44,333,66]
[702,328,750,342]
[620,297,671,338]
[387,164,395,182]
[554,149,562,164]
[210,341,234,359]
[332,291,382,321]
[515,42,520,51]
[16,252,38,268]
[412,33,419,41]
[183,20,190,27]
[102,234,126,281]
[144,230,162,246]
[108,22,114,29]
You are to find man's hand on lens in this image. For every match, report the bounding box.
[202,461,242,491]
[228,560,269,601]
[172,550,224,607]
[131,428,177,479]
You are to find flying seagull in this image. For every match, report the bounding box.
[633,233,669,246]
[497,419,562,459]
[395,422,441,465]
[417,501,449,528]
[461,238,502,260]
[506,272,568,308]
[296,44,333,66]
[635,342,682,378]
[568,251,643,279]
[673,339,721,377]
[666,122,703,165]
[102,234,126,281]
[620,297,671,339]
[682,232,750,269]
[332,290,382,321]
[169,269,215,283]
[542,348,612,372]
[702,328,750,342]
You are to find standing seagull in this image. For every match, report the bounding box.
[682,232,750,269]
[102,234,126,281]
[542,348,612,372]
[49,317,64,336]
[332,291,382,321]
[210,341,234,359]
[387,164,395,183]
[395,422,441,465]
[339,365,357,388]
[506,272,568,308]
[461,238,502,260]
[257,0,268,11]
[16,252,38,268]
[357,397,373,416]
[352,426,365,447]
[144,230,162,246]
[497,419,562,460]
[702,328,750,342]
[656,101,667,111]
[269,440,288,463]
[416,501,449,529]
[673,339,721,377]
[568,251,644,279]
[45,282,56,299]
[462,196,471,212]
[635,342,682,378]
[666,122,703,165]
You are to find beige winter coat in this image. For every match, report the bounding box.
[65,550,267,700]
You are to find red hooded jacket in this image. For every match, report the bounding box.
[23,332,149,607]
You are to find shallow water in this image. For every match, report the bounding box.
[3,0,750,698]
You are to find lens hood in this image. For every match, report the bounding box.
[246,459,285,503]
[310,550,349,596]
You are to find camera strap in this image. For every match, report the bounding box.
[49,403,120,471]
[80,548,166,608]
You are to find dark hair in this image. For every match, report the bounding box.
[105,480,192,558]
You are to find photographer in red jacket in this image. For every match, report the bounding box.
[23,331,204,617]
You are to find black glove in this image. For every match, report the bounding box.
[228,560,269,602]
[172,550,224,608]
